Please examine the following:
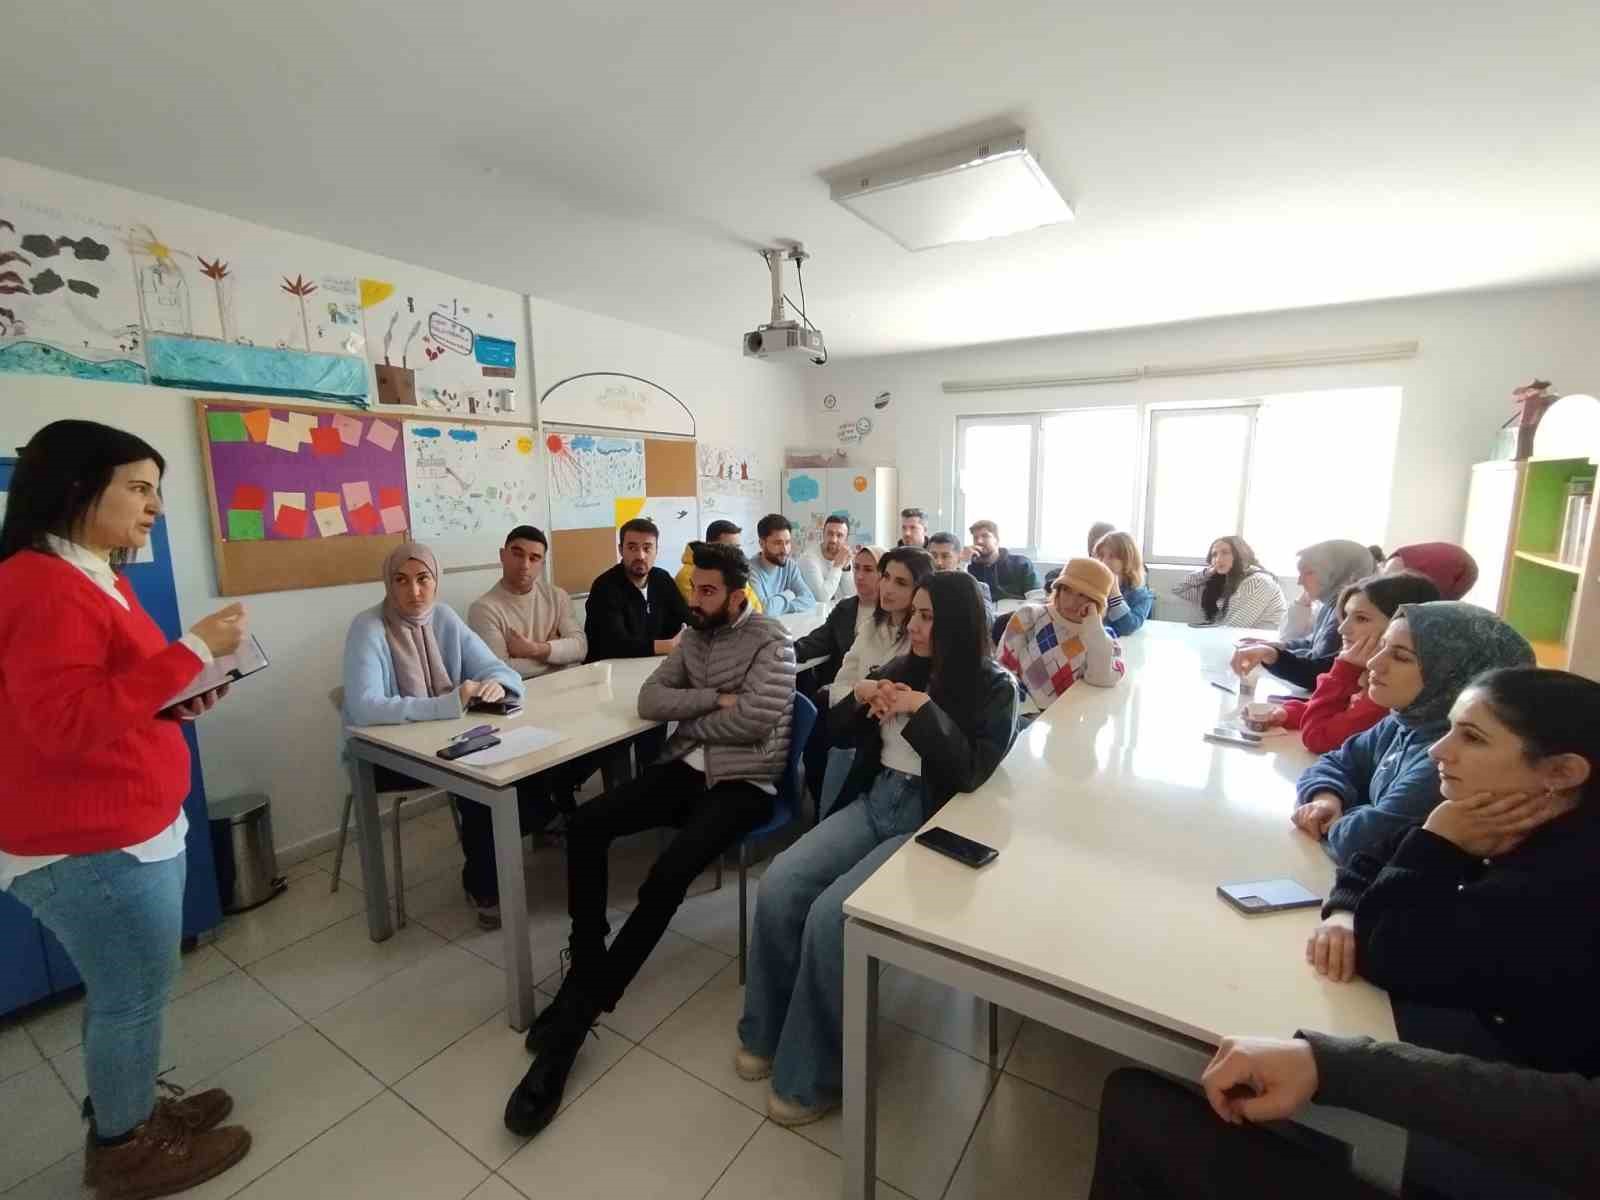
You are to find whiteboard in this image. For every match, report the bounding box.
[402,418,547,570]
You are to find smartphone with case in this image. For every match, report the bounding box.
[467,698,522,716]
[1205,726,1263,749]
[1217,878,1321,915]
[915,826,999,868]
[437,733,501,761]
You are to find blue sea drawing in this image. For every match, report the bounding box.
[0,340,147,384]
[473,335,516,369]
[144,334,369,406]
[413,427,442,438]
[786,473,820,503]
[448,429,478,443]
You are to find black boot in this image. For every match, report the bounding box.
[525,943,606,1054]
[505,984,599,1137]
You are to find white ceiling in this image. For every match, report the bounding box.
[6,1,1598,360]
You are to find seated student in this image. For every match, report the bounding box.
[797,513,856,604]
[1261,571,1440,753]
[675,519,762,613]
[1173,536,1288,629]
[964,519,1041,600]
[1047,520,1119,590]
[1231,540,1378,689]
[1383,541,1479,601]
[584,517,690,660]
[1293,602,1533,863]
[1092,529,1154,636]
[927,531,995,627]
[506,543,795,1136]
[999,558,1125,713]
[1088,1031,1599,1200]
[896,506,928,548]
[343,542,550,930]
[736,571,1016,1126]
[749,514,816,615]
[467,525,586,679]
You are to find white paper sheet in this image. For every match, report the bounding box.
[459,724,568,766]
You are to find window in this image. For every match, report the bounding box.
[1144,408,1254,563]
[956,407,1139,558]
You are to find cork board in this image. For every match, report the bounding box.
[551,527,621,595]
[644,437,696,497]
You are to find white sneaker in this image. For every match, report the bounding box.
[766,1087,836,1127]
[734,1046,772,1082]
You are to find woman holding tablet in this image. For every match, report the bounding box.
[0,420,253,1198]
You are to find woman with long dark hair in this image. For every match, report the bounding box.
[1173,535,1287,628]
[735,571,1017,1126]
[0,420,253,1196]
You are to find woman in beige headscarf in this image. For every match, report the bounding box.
[342,541,546,928]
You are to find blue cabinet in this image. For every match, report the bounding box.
[0,891,51,1012]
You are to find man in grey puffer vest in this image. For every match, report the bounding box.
[506,541,796,1137]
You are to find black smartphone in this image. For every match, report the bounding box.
[437,733,501,761]
[915,826,999,869]
[468,698,522,716]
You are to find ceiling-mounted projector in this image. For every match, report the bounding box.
[743,244,827,365]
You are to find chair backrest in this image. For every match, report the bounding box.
[778,692,818,813]
[329,685,345,714]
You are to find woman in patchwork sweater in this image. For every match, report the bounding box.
[1000,557,1125,713]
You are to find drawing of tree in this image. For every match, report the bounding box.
[198,257,231,341]
[280,274,317,350]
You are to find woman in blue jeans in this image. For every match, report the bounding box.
[0,421,253,1198]
[736,571,1017,1125]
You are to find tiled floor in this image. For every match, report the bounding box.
[1,808,1129,1199]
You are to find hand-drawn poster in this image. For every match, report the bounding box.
[698,440,768,556]
[546,433,646,530]
[0,196,145,383]
[361,280,521,416]
[403,421,540,540]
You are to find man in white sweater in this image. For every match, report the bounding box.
[467,526,587,678]
[797,513,855,605]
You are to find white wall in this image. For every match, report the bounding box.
[1,162,808,859]
[804,281,1600,563]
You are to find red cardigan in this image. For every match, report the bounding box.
[1280,657,1387,754]
[0,550,203,855]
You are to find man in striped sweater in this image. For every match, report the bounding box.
[506,542,796,1137]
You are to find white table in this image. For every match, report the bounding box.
[347,659,663,1029]
[842,621,1404,1195]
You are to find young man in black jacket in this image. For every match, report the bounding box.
[964,519,1041,600]
[583,518,690,661]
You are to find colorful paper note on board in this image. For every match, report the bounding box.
[380,506,407,535]
[231,483,267,510]
[333,414,363,447]
[265,419,301,453]
[343,481,372,510]
[367,420,399,452]
[207,411,249,443]
[313,491,340,510]
[274,506,309,539]
[348,503,381,535]
[286,412,318,443]
[315,506,348,537]
[311,427,343,456]
[378,486,404,509]
[272,491,306,520]
[242,409,272,443]
[227,509,265,541]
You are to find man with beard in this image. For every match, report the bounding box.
[506,541,796,1137]
[583,518,690,661]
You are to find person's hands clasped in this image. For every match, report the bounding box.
[506,631,552,661]
[869,682,930,721]
[1337,632,1381,669]
[190,602,248,658]
[1202,1036,1319,1125]
[1230,643,1278,676]
[853,678,891,706]
[716,693,738,711]
[1291,792,1343,839]
[1424,791,1551,858]
[167,682,231,721]
[1306,910,1358,982]
[459,679,507,706]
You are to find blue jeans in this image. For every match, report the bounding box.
[11,850,186,1137]
[816,747,856,821]
[738,769,926,1105]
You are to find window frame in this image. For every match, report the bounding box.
[1141,403,1260,567]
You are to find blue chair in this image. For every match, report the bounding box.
[728,692,817,984]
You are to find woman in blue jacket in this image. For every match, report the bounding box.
[1092,530,1154,636]
[1292,601,1533,863]
[342,541,547,929]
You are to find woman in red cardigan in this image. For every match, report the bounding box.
[0,420,253,1198]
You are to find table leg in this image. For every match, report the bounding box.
[350,755,393,942]
[843,918,879,1200]
[491,787,537,1031]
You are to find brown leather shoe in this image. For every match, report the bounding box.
[156,1082,233,1132]
[84,1106,251,1200]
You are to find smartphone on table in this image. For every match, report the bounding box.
[915,826,999,868]
[1217,878,1321,916]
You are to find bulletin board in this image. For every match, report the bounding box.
[543,427,699,594]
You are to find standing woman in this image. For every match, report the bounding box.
[1173,536,1287,629]
[0,420,253,1196]
[1231,540,1377,689]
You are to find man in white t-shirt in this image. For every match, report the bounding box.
[797,513,855,605]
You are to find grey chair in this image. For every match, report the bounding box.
[327,686,449,927]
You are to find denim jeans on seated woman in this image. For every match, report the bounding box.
[816,746,856,821]
[738,768,927,1106]
[10,850,186,1137]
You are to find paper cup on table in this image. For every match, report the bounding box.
[1242,701,1275,732]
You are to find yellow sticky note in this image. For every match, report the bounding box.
[614,496,646,527]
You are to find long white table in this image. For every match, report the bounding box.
[841,621,1404,1195]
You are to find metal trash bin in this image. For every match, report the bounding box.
[209,793,287,913]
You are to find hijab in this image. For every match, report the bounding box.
[1298,539,1378,603]
[1390,542,1479,601]
[1393,601,1534,728]
[381,541,453,699]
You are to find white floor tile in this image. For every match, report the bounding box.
[171,945,239,1002]
[400,872,487,942]
[667,871,756,956]
[311,945,504,1084]
[0,1147,85,1200]
[51,973,302,1103]
[246,912,445,1018]
[308,811,463,898]
[213,874,365,968]
[706,1121,915,1200]
[230,1091,487,1200]
[164,1025,382,1200]
[878,966,1023,1064]
[463,1176,524,1200]
[1003,1021,1133,1111]
[535,929,727,1043]
[499,1047,762,1200]
[453,900,600,980]
[396,1008,630,1169]
[642,960,767,1113]
[0,1062,84,1192]
[0,1023,44,1083]
[944,1074,1099,1200]
[794,1023,998,1200]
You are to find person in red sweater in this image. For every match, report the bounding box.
[0,420,254,1199]
[1263,571,1440,752]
